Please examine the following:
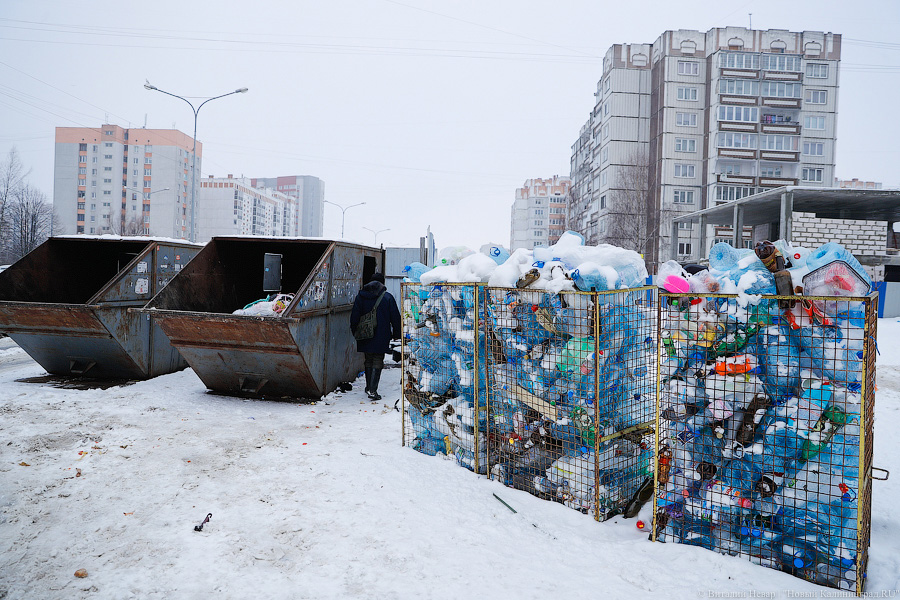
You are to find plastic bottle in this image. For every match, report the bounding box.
[804,242,873,290]
[403,262,431,283]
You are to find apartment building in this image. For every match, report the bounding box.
[54,125,198,238]
[198,175,299,243]
[510,176,571,251]
[570,28,840,269]
[251,175,325,237]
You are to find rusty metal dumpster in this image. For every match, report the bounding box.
[0,236,201,378]
[144,237,383,399]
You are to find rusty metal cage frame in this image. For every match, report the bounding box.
[401,281,657,522]
[651,291,877,596]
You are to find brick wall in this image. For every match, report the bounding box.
[792,212,887,280]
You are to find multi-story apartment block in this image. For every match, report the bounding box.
[54,125,198,238]
[570,28,840,268]
[510,176,571,251]
[198,175,300,243]
[250,176,325,237]
[835,178,883,190]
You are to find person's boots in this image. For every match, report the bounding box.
[369,368,383,401]
[364,366,373,394]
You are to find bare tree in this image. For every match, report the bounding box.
[106,211,146,236]
[603,147,671,272]
[0,148,28,260]
[5,184,57,262]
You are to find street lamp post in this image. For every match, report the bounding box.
[323,200,365,239]
[123,187,170,234]
[143,82,248,242]
[362,227,390,246]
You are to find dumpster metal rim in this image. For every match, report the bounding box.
[136,305,353,320]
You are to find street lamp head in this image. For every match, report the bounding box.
[144,83,157,91]
[236,87,249,93]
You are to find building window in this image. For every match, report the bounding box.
[103,129,114,135]
[103,154,112,160]
[145,157,152,164]
[104,142,113,148]
[78,178,86,186]
[760,166,783,177]
[534,230,544,236]
[806,63,828,78]
[674,164,695,178]
[761,54,801,72]
[678,221,693,230]
[678,242,693,255]
[718,52,760,70]
[673,190,694,203]
[759,135,799,151]
[604,78,610,92]
[722,164,741,175]
[804,116,826,130]
[803,141,825,156]
[78,155,86,164]
[676,112,698,127]
[805,89,827,104]
[677,86,699,101]
[103,190,111,195]
[600,194,606,209]
[718,78,759,96]
[675,138,696,153]
[715,186,758,202]
[761,81,802,98]
[677,61,699,75]
[103,178,112,183]
[601,147,609,163]
[534,220,543,226]
[717,106,758,122]
[717,132,757,149]
[801,167,824,182]
[602,124,609,139]
[144,169,152,176]
[79,143,87,151]
[103,166,112,172]
[145,145,152,152]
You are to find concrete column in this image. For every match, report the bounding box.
[670,219,679,261]
[731,205,744,247]
[779,191,793,242]
[698,215,707,258]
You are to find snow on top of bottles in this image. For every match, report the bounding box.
[411,231,648,292]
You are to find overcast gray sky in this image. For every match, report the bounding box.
[1,0,897,250]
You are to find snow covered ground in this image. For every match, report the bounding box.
[0,325,898,600]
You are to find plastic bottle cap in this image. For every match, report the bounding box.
[580,446,588,454]
[636,520,645,530]
[793,557,806,569]
[740,526,750,536]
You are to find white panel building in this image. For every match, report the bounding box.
[570,28,841,269]
[510,176,571,251]
[197,175,299,243]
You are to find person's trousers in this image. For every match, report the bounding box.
[363,352,384,393]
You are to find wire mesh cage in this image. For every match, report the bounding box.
[651,290,877,595]
[401,282,658,521]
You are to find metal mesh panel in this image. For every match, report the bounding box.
[401,283,487,472]
[402,282,657,521]
[652,291,876,594]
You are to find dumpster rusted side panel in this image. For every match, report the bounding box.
[0,302,146,377]
[154,311,321,398]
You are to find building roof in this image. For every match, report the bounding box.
[674,186,900,227]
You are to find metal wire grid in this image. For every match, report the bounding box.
[401,282,657,521]
[652,292,875,594]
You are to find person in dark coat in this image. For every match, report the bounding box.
[350,272,401,401]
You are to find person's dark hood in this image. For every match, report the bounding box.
[359,280,386,298]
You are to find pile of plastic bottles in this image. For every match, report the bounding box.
[654,239,872,591]
[401,232,657,519]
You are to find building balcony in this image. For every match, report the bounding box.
[759,150,800,162]
[761,122,801,135]
[720,68,759,79]
[758,176,800,187]
[718,121,759,133]
[762,70,802,82]
[716,173,757,186]
[719,94,759,105]
[717,148,758,160]
[761,97,802,109]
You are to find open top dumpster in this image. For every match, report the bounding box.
[144,237,383,399]
[0,236,201,378]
